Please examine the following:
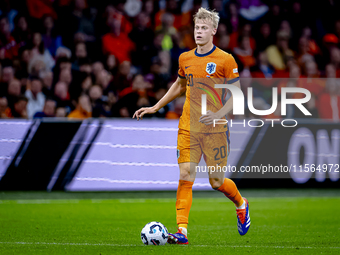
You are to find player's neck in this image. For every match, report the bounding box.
[196,42,214,55]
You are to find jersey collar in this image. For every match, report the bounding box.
[195,45,216,57]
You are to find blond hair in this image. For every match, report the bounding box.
[193,7,220,29]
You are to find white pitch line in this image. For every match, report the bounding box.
[1,197,339,205]
[0,138,21,143]
[0,199,81,204]
[83,160,178,167]
[0,242,338,249]
[0,122,31,125]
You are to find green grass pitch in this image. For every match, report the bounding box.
[0,189,339,254]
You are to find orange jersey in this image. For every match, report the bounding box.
[178,45,239,133]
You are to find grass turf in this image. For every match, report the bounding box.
[0,190,339,254]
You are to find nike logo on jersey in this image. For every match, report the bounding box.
[185,66,191,69]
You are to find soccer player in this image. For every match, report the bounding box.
[133,8,250,244]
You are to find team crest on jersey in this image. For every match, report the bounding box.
[206,62,216,75]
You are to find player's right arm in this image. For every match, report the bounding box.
[133,76,187,120]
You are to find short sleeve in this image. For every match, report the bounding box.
[225,54,239,83]
[178,53,186,79]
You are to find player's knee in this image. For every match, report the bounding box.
[209,178,224,189]
[179,163,195,181]
[179,171,192,181]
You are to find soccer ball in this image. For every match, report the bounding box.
[141,221,168,245]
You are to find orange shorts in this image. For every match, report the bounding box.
[177,129,230,167]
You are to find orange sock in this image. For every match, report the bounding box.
[176,180,194,226]
[217,178,244,207]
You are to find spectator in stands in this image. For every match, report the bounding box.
[28,54,47,76]
[325,63,337,78]
[89,85,110,117]
[143,0,154,17]
[250,51,275,101]
[154,0,188,30]
[329,47,340,77]
[266,30,294,71]
[317,75,340,120]
[129,12,154,71]
[12,14,31,45]
[252,51,275,78]
[254,22,274,52]
[68,94,92,119]
[170,31,189,75]
[297,37,315,70]
[94,69,112,97]
[279,20,292,41]
[54,81,73,113]
[79,57,92,74]
[56,107,67,117]
[75,42,87,59]
[105,55,117,76]
[0,15,18,59]
[301,27,321,57]
[299,61,325,97]
[60,0,96,49]
[6,78,21,109]
[25,76,45,118]
[30,32,55,71]
[145,56,171,91]
[113,74,155,117]
[16,46,31,84]
[33,98,56,118]
[322,34,339,66]
[304,61,320,78]
[213,23,230,51]
[277,64,301,95]
[92,61,104,79]
[1,64,14,83]
[102,14,135,64]
[89,85,102,103]
[233,35,256,68]
[72,42,87,70]
[214,23,230,51]
[41,15,62,57]
[288,1,307,41]
[7,78,21,96]
[80,73,93,93]
[39,70,53,97]
[5,95,28,118]
[229,23,256,51]
[335,19,340,43]
[59,68,72,88]
[55,57,72,73]
[0,96,8,118]
[155,12,177,51]
[226,2,240,34]
[111,60,132,93]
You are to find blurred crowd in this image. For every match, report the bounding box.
[0,0,340,120]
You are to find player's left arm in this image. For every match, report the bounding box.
[199,55,240,125]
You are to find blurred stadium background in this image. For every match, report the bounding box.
[0,0,339,254]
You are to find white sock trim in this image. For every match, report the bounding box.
[179,227,188,236]
[236,201,246,209]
